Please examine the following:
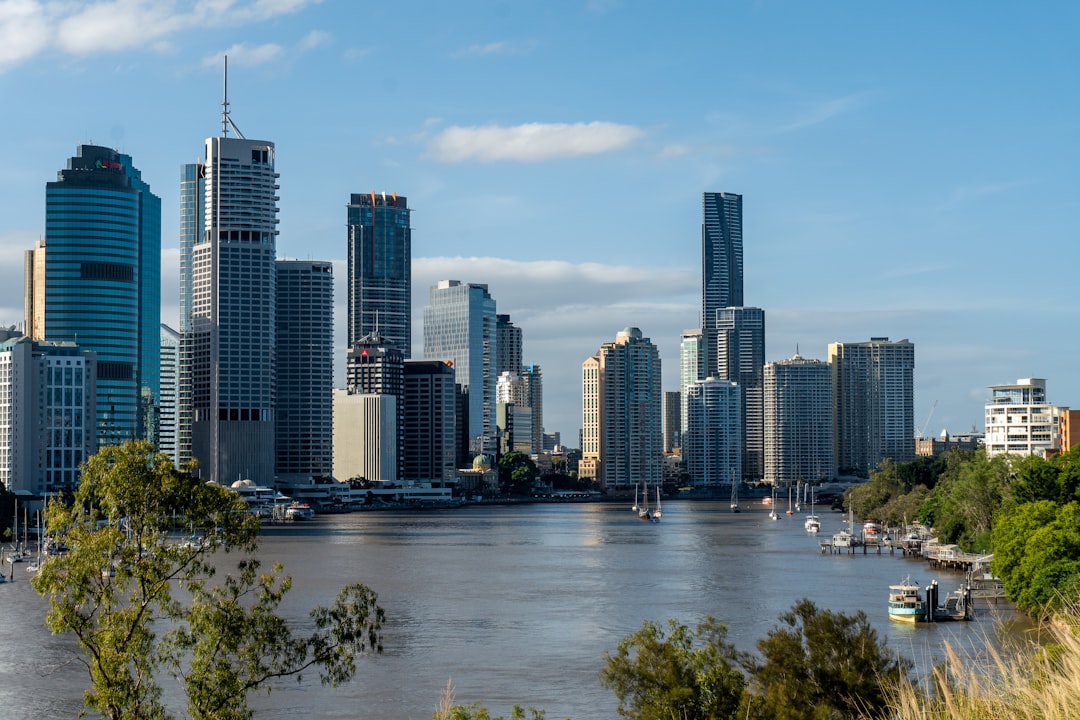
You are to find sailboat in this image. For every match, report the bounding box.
[637,480,652,520]
[632,484,639,513]
[804,484,821,533]
[768,486,779,520]
[729,472,740,513]
[652,486,662,521]
[795,480,802,513]
[6,499,30,564]
[785,485,794,516]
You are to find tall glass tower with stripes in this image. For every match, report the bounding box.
[180,119,279,483]
[347,192,411,357]
[702,191,743,378]
[35,145,161,447]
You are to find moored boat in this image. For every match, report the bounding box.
[888,577,927,623]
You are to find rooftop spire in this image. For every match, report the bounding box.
[221,55,245,139]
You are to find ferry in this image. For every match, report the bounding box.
[887,577,928,623]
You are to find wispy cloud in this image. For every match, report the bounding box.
[452,39,537,59]
[941,179,1032,208]
[299,30,332,50]
[0,0,321,72]
[202,42,284,69]
[777,93,866,132]
[427,121,646,162]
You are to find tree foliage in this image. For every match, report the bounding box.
[498,452,539,496]
[599,616,750,720]
[748,599,910,720]
[918,449,1011,552]
[992,500,1080,614]
[32,441,384,720]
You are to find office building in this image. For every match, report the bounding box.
[333,391,396,482]
[496,314,522,376]
[684,378,741,487]
[423,280,497,454]
[495,364,543,455]
[30,145,160,447]
[180,125,279,484]
[580,327,662,492]
[159,324,181,466]
[662,390,681,453]
[402,360,457,481]
[716,307,765,482]
[763,354,834,486]
[275,260,334,482]
[702,192,743,377]
[521,364,544,455]
[679,328,706,445]
[0,335,97,495]
[828,337,915,476]
[346,192,411,357]
[984,378,1061,458]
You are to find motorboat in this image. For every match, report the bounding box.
[888,577,928,623]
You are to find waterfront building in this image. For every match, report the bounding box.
[580,327,662,492]
[346,192,411,357]
[679,328,706,447]
[521,364,544,454]
[763,354,834,486]
[984,378,1061,458]
[496,401,534,455]
[275,260,334,482]
[423,280,497,454]
[30,145,161,447]
[495,365,544,455]
[702,192,743,378]
[0,335,97,495]
[716,307,765,482]
[828,337,915,476]
[684,378,741,487]
[915,430,982,458]
[402,359,457,481]
[180,124,279,484]
[662,390,681,453]
[346,330,405,474]
[159,324,180,466]
[333,391,396,482]
[496,314,522,376]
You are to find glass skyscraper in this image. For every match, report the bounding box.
[347,192,411,357]
[35,145,160,447]
[716,307,765,482]
[180,135,279,484]
[702,191,743,378]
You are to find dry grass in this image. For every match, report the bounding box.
[885,610,1080,720]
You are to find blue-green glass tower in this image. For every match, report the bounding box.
[42,145,161,447]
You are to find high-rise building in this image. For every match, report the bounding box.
[702,192,743,377]
[580,327,662,492]
[496,314,522,376]
[346,330,405,475]
[828,337,915,476]
[0,335,97,495]
[333,391,396,482]
[662,390,681,453]
[275,260,334,482]
[716,307,765,482]
[31,145,161,447]
[684,378,741,487]
[180,127,279,483]
[402,359,457,481]
[521,364,544,455]
[159,324,181,466]
[763,354,834,486]
[423,280,497,454]
[347,192,411,357]
[679,328,706,446]
[984,378,1061,458]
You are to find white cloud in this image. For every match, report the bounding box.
[427,122,646,162]
[202,42,284,69]
[299,29,332,50]
[451,39,537,58]
[0,0,321,71]
[778,93,867,132]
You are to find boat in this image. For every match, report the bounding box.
[794,480,801,513]
[888,577,928,623]
[785,485,794,516]
[729,474,740,513]
[768,486,779,521]
[804,484,820,533]
[830,528,853,547]
[652,487,662,521]
[631,484,639,513]
[637,481,653,521]
[284,501,316,521]
[863,520,881,541]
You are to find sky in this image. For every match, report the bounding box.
[0,1,1077,446]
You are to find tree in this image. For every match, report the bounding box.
[32,441,384,720]
[599,616,749,720]
[498,452,539,496]
[992,501,1080,614]
[748,599,909,720]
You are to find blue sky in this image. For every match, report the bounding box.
[0,1,1076,445]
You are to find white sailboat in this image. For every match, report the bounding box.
[637,480,652,521]
[804,484,820,533]
[729,472,740,513]
[768,486,779,520]
[652,486,662,520]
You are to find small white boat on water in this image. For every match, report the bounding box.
[285,501,316,521]
[804,514,821,533]
[888,577,928,623]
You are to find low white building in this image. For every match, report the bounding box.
[984,378,1062,458]
[333,390,397,482]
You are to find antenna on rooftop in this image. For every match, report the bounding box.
[221,55,245,139]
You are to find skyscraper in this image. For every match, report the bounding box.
[580,327,662,492]
[347,192,412,357]
[828,337,915,476]
[32,145,160,447]
[346,330,405,475]
[716,307,765,482]
[495,365,543,455]
[180,127,279,483]
[275,260,334,482]
[402,359,457,481]
[763,354,834,486]
[679,328,706,446]
[684,378,741,487]
[984,378,1060,458]
[496,314,522,376]
[423,280,497,453]
[662,390,681,453]
[159,324,181,466]
[702,192,743,377]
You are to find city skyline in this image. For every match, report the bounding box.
[0,2,1076,444]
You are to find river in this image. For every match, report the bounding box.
[0,500,1031,719]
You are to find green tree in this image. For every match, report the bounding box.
[32,441,384,720]
[748,599,909,720]
[992,501,1080,614]
[599,616,749,720]
[498,452,539,496]
[918,449,1010,552]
